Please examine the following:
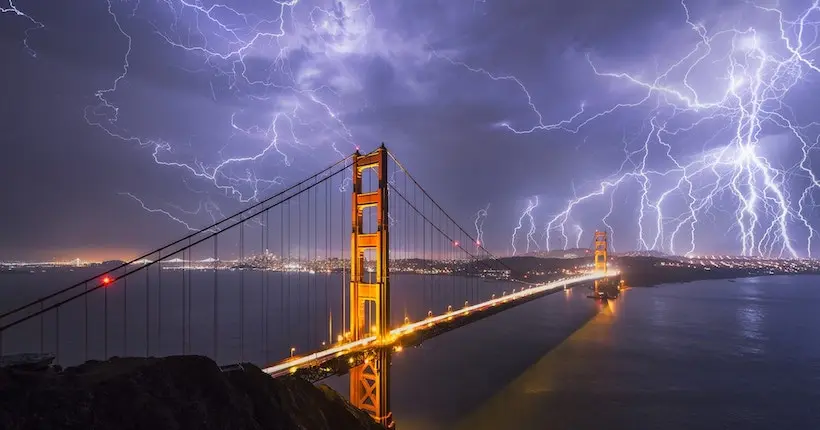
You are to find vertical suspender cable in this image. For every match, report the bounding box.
[123,271,127,356]
[264,208,269,363]
[240,215,245,362]
[214,234,218,362]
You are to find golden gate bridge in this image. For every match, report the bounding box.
[0,145,615,428]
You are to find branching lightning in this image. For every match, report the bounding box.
[12,0,386,229]
[1,0,44,57]
[121,192,201,232]
[511,196,539,256]
[446,0,820,258]
[11,0,820,258]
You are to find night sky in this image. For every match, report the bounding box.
[2,0,820,261]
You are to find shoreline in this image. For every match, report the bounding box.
[628,271,820,289]
[610,256,820,289]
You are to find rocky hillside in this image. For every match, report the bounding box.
[0,355,385,430]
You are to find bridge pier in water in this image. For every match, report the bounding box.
[349,145,394,428]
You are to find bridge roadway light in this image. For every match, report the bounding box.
[290,347,296,357]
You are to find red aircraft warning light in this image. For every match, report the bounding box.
[102,276,112,285]
[453,241,459,247]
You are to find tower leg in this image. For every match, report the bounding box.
[350,349,393,428]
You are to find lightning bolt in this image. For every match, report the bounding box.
[1,0,44,57]
[511,196,539,256]
[14,0,387,228]
[120,192,201,232]
[574,224,584,249]
[473,203,490,250]
[445,0,820,258]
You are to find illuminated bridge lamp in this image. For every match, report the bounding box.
[464,300,469,308]
[427,310,433,318]
[290,347,296,358]
[453,240,459,247]
[447,305,453,313]
[404,316,410,325]
[102,276,111,286]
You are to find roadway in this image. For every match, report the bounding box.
[262,271,612,378]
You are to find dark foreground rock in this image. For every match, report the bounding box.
[0,355,385,430]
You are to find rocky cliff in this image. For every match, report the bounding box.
[0,355,384,430]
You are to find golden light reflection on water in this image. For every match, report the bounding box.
[453,299,620,430]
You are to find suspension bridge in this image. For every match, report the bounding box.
[0,145,615,428]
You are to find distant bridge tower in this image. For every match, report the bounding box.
[593,230,608,295]
[349,145,393,428]
[594,231,607,273]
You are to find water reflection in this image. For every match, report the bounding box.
[453,300,616,429]
[735,304,766,355]
[451,276,820,429]
[324,286,600,429]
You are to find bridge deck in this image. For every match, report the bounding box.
[262,272,609,378]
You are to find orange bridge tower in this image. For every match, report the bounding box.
[593,230,608,296]
[349,145,393,428]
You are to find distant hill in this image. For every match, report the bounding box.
[99,260,127,266]
[522,248,592,259]
[486,254,820,287]
[616,250,670,258]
